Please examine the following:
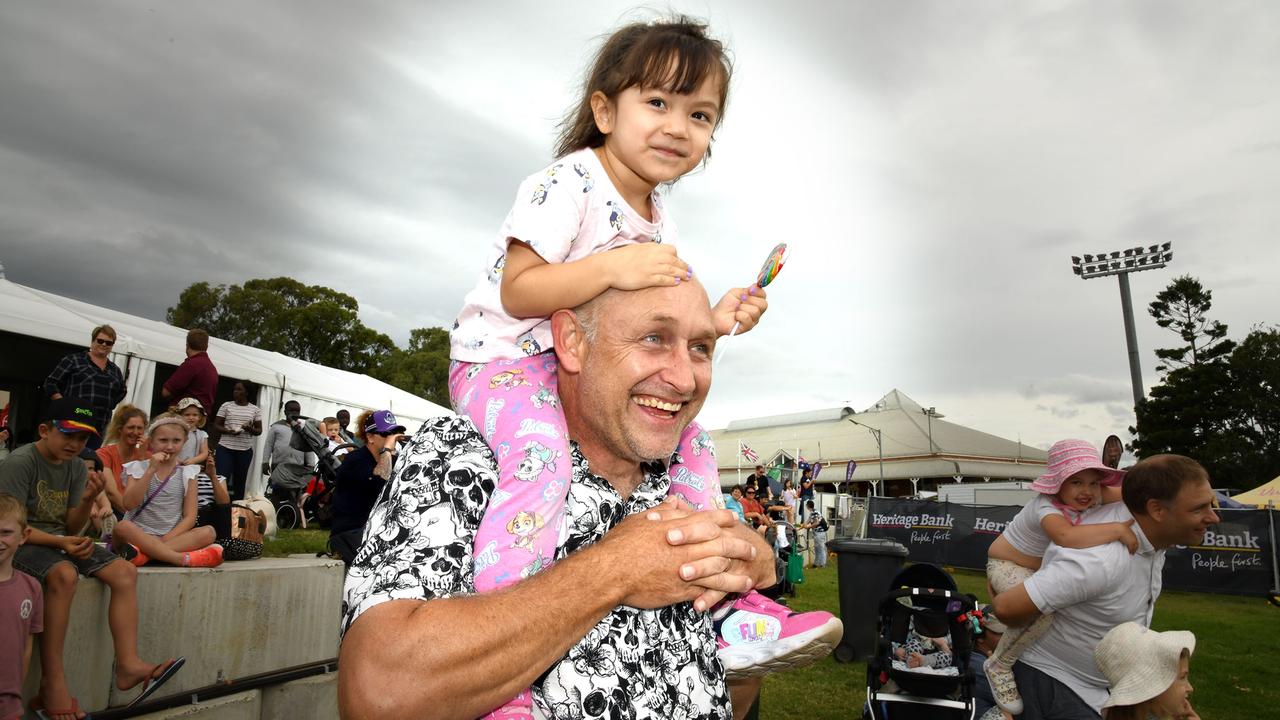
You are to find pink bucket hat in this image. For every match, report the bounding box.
[1031,439,1125,494]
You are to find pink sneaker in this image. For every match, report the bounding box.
[713,590,843,680]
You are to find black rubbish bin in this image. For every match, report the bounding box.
[829,537,908,663]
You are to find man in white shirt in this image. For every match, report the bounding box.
[992,454,1219,719]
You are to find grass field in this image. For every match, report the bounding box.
[262,527,330,557]
[265,530,1279,718]
[763,563,1279,719]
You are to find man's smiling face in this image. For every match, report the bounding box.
[573,280,716,466]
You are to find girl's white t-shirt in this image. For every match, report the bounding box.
[179,428,208,463]
[122,461,199,537]
[1001,494,1090,557]
[450,147,678,363]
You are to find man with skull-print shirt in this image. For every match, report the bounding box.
[338,278,772,719]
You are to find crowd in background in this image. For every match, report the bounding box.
[0,324,398,720]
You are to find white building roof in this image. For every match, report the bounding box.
[711,389,1047,484]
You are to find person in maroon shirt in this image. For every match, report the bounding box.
[162,329,218,412]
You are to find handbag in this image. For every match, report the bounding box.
[224,503,267,560]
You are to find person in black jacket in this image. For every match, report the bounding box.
[328,409,405,565]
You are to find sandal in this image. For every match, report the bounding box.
[127,656,186,708]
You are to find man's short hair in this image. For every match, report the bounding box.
[0,492,28,529]
[92,324,116,342]
[1122,454,1209,516]
[187,328,210,352]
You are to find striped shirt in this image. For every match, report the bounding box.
[197,472,225,508]
[43,352,127,433]
[122,461,198,536]
[216,402,261,451]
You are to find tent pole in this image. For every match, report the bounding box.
[1270,508,1279,599]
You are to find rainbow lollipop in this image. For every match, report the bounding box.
[755,242,788,288]
[714,243,788,367]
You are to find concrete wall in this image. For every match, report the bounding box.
[21,557,343,719]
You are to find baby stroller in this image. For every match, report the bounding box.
[271,417,351,530]
[864,564,978,720]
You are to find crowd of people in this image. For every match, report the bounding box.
[0,324,401,720]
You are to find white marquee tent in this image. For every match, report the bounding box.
[0,278,451,497]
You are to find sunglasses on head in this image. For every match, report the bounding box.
[94,337,115,347]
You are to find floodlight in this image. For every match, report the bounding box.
[1068,242,1174,411]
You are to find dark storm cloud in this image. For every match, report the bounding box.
[0,2,540,336]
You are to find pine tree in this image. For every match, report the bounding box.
[1147,275,1234,372]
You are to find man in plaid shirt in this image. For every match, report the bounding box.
[43,324,127,449]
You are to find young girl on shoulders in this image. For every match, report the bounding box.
[112,415,223,568]
[984,438,1137,715]
[449,15,837,719]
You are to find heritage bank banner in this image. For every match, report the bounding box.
[867,498,1277,598]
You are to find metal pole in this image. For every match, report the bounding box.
[876,428,884,496]
[1117,272,1145,408]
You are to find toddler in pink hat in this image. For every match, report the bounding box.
[982,438,1135,715]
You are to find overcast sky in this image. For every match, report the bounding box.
[2,1,1277,450]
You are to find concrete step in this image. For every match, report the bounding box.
[21,557,343,717]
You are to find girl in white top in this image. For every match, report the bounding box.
[984,438,1137,715]
[111,414,224,568]
[781,478,799,523]
[175,397,209,467]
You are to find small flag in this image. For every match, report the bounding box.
[739,441,759,463]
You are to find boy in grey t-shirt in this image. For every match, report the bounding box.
[0,398,182,715]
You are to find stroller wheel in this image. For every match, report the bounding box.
[276,503,299,531]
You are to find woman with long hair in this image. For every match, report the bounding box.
[97,404,150,513]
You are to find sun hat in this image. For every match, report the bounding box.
[1095,622,1195,709]
[1030,439,1125,494]
[175,397,205,413]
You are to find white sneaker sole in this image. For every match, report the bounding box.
[719,616,844,680]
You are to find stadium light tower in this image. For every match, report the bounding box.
[1070,243,1173,409]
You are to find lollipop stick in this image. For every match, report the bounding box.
[713,322,742,368]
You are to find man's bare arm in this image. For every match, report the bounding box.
[339,508,759,720]
[991,583,1040,628]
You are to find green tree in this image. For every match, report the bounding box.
[166,277,396,375]
[1136,272,1280,486]
[370,327,452,408]
[1147,275,1235,372]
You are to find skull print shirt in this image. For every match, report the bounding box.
[340,416,731,720]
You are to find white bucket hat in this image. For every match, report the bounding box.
[1095,622,1195,709]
